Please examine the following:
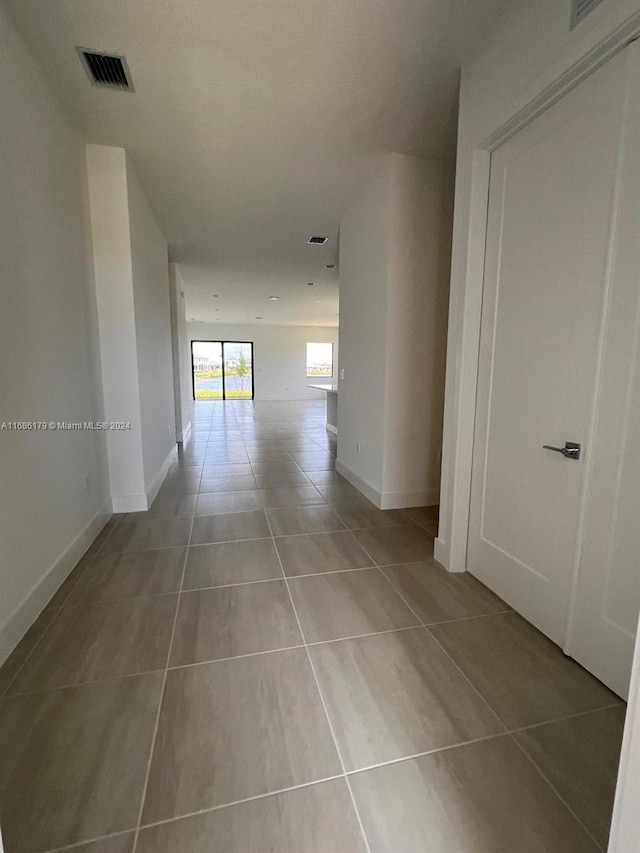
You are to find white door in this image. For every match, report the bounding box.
[468,42,640,697]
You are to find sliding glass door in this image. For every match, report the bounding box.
[191,341,254,400]
[222,341,253,399]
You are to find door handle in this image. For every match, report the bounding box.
[543,441,581,460]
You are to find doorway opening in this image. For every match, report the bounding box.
[191,340,254,400]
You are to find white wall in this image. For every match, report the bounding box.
[186,322,339,401]
[337,159,392,495]
[169,264,193,441]
[338,153,452,508]
[86,145,176,511]
[126,161,176,488]
[383,155,452,498]
[86,145,146,505]
[0,7,110,663]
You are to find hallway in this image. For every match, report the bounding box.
[0,401,626,852]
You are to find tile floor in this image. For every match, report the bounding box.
[0,400,626,852]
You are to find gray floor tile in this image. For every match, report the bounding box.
[199,473,259,493]
[514,705,626,847]
[142,649,341,822]
[289,568,419,642]
[430,612,618,728]
[382,561,508,624]
[145,492,197,518]
[0,673,163,851]
[184,538,283,588]
[199,462,253,476]
[45,551,96,609]
[266,505,346,536]
[191,509,270,544]
[350,736,599,853]
[309,628,502,770]
[137,779,367,853]
[56,834,135,853]
[276,530,372,577]
[352,524,434,565]
[170,581,302,665]
[196,490,266,515]
[305,470,345,485]
[255,470,312,487]
[405,504,439,534]
[100,517,192,554]
[336,505,410,530]
[261,485,327,508]
[251,460,302,473]
[9,595,177,693]
[0,608,56,696]
[65,548,186,605]
[246,450,295,462]
[316,483,373,505]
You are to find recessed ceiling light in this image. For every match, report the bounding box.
[255,316,263,319]
[325,264,336,269]
[306,282,315,287]
[214,309,219,312]
[211,294,219,298]
[315,299,321,303]
[269,296,280,300]
[307,236,328,245]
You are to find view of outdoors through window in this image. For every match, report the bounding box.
[192,341,253,399]
[306,342,333,377]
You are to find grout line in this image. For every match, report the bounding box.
[509,733,606,851]
[263,509,374,853]
[507,701,625,734]
[345,731,509,777]
[135,773,346,833]
[131,511,195,853]
[167,643,307,670]
[44,829,136,852]
[3,668,169,699]
[368,548,510,736]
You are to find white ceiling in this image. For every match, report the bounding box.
[4,0,504,326]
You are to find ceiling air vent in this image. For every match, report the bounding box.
[570,0,605,29]
[308,235,328,245]
[77,48,134,91]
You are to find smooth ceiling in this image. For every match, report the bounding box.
[3,0,504,325]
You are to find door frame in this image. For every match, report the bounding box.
[190,340,255,401]
[434,19,640,853]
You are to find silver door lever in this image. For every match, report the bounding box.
[543,442,581,460]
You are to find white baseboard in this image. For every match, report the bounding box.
[0,502,112,666]
[111,445,176,513]
[335,460,383,508]
[335,460,439,511]
[146,444,177,506]
[177,420,192,444]
[111,493,148,512]
[378,488,440,510]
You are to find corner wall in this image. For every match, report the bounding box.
[86,145,176,511]
[169,264,193,441]
[0,7,110,664]
[337,153,452,508]
[126,161,176,489]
